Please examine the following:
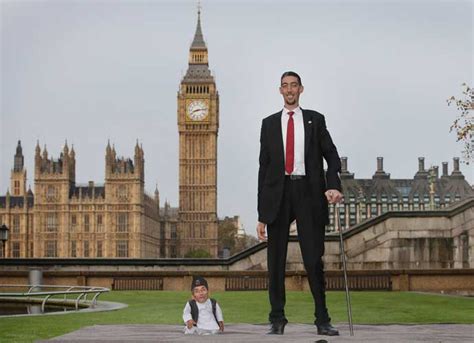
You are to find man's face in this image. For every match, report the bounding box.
[280,75,304,107]
[192,285,209,303]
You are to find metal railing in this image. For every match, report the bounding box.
[0,284,110,312]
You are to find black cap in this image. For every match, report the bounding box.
[191,276,208,291]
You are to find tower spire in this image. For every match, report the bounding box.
[191,1,206,50]
[13,140,24,172]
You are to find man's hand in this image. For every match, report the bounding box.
[219,321,224,332]
[325,189,343,204]
[186,319,195,329]
[256,221,267,241]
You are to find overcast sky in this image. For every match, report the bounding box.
[1,0,473,234]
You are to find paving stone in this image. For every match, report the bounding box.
[37,323,474,343]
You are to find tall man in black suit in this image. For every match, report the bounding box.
[257,71,342,336]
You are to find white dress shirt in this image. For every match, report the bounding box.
[183,298,223,334]
[281,106,305,175]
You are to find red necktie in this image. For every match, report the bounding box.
[285,111,294,174]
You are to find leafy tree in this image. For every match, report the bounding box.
[218,220,237,254]
[184,248,212,258]
[447,83,473,164]
[234,233,259,254]
[218,220,259,257]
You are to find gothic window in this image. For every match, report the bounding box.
[349,215,356,226]
[44,241,57,257]
[171,224,177,239]
[116,240,128,257]
[12,242,20,258]
[371,205,377,216]
[14,181,20,195]
[200,225,205,238]
[97,214,103,232]
[84,214,90,232]
[46,213,57,232]
[117,213,128,232]
[97,241,103,257]
[12,215,20,233]
[71,241,77,257]
[71,214,77,231]
[83,241,89,257]
[349,204,356,213]
[160,223,165,240]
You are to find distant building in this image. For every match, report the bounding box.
[0,141,177,258]
[177,8,219,257]
[333,156,473,232]
[290,156,473,234]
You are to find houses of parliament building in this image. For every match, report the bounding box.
[1,10,473,258]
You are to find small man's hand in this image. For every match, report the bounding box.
[219,321,224,332]
[325,189,343,204]
[256,222,267,241]
[186,319,195,329]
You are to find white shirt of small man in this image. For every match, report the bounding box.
[183,299,224,335]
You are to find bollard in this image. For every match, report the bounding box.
[29,269,43,292]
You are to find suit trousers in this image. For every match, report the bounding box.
[267,177,330,325]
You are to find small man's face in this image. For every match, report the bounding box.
[280,75,304,107]
[192,285,209,303]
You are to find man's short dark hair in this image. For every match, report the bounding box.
[281,71,302,85]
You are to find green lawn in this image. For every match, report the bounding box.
[0,291,473,342]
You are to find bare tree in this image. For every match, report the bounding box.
[447,83,473,164]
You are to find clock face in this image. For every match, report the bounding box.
[187,100,208,121]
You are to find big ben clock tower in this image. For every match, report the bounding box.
[177,8,219,257]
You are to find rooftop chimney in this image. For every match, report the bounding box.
[442,162,448,177]
[418,157,425,172]
[453,157,460,172]
[414,156,429,179]
[340,156,354,179]
[341,157,348,172]
[377,157,384,172]
[451,157,464,179]
[373,157,390,179]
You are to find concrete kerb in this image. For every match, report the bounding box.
[0,300,127,319]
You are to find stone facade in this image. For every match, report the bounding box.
[0,141,172,258]
[177,9,219,257]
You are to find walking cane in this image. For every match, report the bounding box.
[335,203,354,336]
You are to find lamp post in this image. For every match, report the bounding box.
[0,224,9,258]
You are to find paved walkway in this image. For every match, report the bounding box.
[39,323,474,342]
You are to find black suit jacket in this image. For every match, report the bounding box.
[257,108,342,225]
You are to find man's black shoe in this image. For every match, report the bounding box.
[267,319,288,335]
[316,323,339,336]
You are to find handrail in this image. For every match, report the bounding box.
[0,284,110,312]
